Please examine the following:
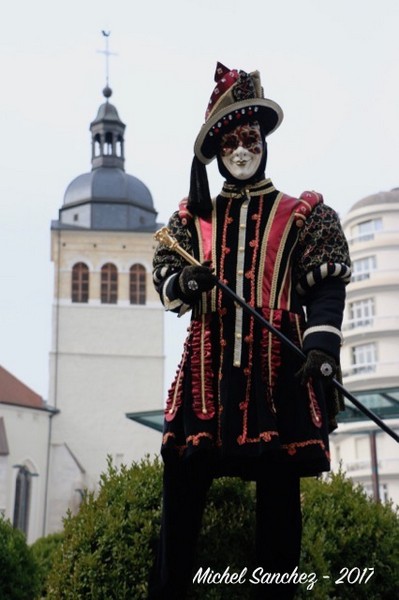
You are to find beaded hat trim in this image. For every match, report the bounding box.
[194,62,283,165]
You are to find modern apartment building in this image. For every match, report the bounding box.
[330,188,399,504]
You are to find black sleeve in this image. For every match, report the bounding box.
[294,203,352,360]
[302,278,346,361]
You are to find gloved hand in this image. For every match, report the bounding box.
[175,262,216,303]
[297,349,337,385]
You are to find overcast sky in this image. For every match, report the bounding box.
[1,0,398,399]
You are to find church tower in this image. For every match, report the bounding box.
[46,84,164,533]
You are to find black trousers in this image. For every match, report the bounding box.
[148,459,302,600]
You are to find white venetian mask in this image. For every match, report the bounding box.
[220,122,263,180]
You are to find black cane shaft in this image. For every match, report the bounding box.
[155,228,399,444]
[332,380,399,443]
[215,278,399,444]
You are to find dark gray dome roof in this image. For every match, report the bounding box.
[91,101,124,126]
[350,188,399,212]
[63,167,155,212]
[58,91,159,231]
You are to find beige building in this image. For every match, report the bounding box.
[330,188,399,504]
[45,87,165,533]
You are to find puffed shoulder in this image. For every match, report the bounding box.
[291,191,324,229]
[294,201,351,293]
[178,197,194,226]
[300,191,324,204]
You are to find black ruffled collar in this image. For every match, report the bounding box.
[220,178,275,198]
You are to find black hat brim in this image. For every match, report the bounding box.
[194,97,283,165]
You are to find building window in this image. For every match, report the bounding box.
[104,131,113,155]
[130,264,146,305]
[364,483,389,503]
[13,466,32,535]
[116,134,123,157]
[348,298,374,328]
[352,256,376,282]
[101,263,118,304]
[72,263,89,303]
[351,342,377,374]
[351,218,382,243]
[354,436,369,460]
[93,133,101,157]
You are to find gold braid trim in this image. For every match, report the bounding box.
[256,192,283,306]
[270,211,296,308]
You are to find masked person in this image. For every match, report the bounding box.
[149,63,351,600]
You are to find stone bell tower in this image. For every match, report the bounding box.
[46,83,164,533]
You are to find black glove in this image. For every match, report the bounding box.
[297,349,337,385]
[175,262,216,303]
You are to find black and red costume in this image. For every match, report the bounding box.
[153,180,350,479]
[149,63,351,600]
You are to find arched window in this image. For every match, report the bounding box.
[13,466,32,535]
[105,131,113,155]
[93,133,101,157]
[101,263,118,304]
[116,134,123,157]
[72,263,89,303]
[130,264,146,305]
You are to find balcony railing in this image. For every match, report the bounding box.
[347,228,399,245]
[342,361,399,379]
[350,268,399,283]
[343,314,399,332]
[344,457,399,475]
[343,362,376,377]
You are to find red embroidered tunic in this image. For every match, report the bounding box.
[153,179,351,479]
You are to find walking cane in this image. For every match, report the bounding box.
[155,227,399,444]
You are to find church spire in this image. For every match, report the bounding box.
[90,32,125,170]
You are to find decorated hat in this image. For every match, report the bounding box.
[194,62,284,165]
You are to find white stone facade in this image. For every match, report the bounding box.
[0,403,51,544]
[46,227,164,533]
[330,189,399,505]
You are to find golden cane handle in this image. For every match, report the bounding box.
[154,227,202,267]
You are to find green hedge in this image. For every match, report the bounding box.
[42,457,399,600]
[46,456,162,599]
[0,516,41,600]
[31,532,64,599]
[299,472,399,599]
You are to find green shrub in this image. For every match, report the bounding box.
[0,516,41,600]
[46,455,163,599]
[298,470,399,599]
[45,458,399,600]
[31,532,64,598]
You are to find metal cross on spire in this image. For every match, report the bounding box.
[97,30,118,97]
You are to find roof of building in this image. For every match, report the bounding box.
[339,387,399,424]
[0,365,47,410]
[63,167,155,212]
[91,100,125,126]
[349,187,399,212]
[58,88,158,231]
[126,409,164,432]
